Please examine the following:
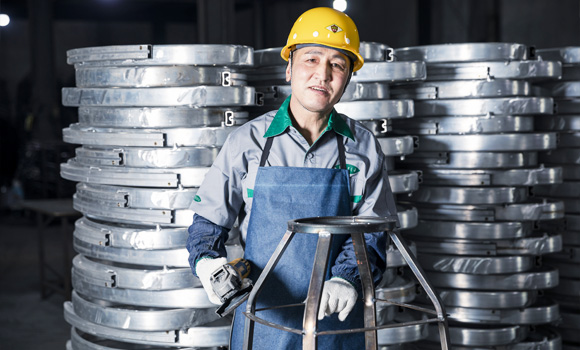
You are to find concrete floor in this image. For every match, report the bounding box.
[0,210,71,350]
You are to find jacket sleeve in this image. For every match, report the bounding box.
[186,213,231,277]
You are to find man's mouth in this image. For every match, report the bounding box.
[310,86,329,94]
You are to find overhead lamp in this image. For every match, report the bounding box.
[0,14,10,27]
[333,0,347,12]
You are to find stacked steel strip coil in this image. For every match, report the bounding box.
[535,47,580,350]
[247,42,430,348]
[60,44,256,350]
[391,43,565,349]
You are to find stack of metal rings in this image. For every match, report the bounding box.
[535,47,580,350]
[391,43,565,349]
[60,44,256,350]
[246,43,431,349]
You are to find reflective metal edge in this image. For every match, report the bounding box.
[335,99,414,120]
[409,199,565,222]
[398,151,538,169]
[74,146,219,168]
[78,106,249,129]
[425,323,528,346]
[378,136,415,157]
[69,327,224,350]
[388,170,420,194]
[61,160,209,188]
[386,241,417,267]
[71,290,219,331]
[394,43,529,63]
[428,266,559,290]
[434,299,559,325]
[72,254,198,290]
[63,124,235,147]
[414,97,553,116]
[414,133,557,152]
[377,312,429,345]
[396,205,419,230]
[408,186,530,205]
[75,182,196,209]
[390,80,531,100]
[537,47,580,64]
[75,66,247,88]
[419,167,562,186]
[67,44,254,67]
[435,289,538,309]
[413,233,562,256]
[351,61,427,82]
[62,86,256,107]
[64,302,231,347]
[418,254,536,274]
[392,115,535,135]
[72,274,213,309]
[425,60,562,81]
[405,220,532,240]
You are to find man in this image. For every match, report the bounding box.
[187,7,398,350]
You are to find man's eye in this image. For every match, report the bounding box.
[332,63,345,70]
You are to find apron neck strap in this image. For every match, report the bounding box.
[260,132,347,170]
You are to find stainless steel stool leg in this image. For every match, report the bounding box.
[351,232,378,350]
[303,231,332,350]
[243,230,295,350]
[389,229,451,350]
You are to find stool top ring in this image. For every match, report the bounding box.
[287,216,397,235]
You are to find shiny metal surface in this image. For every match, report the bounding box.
[78,106,249,128]
[387,171,420,194]
[408,186,529,205]
[414,97,553,116]
[75,66,246,88]
[443,299,560,324]
[425,323,528,346]
[74,146,218,168]
[64,124,235,147]
[436,289,537,309]
[396,205,418,230]
[73,216,187,249]
[390,80,530,100]
[413,233,562,256]
[393,115,534,135]
[68,44,254,67]
[399,151,538,169]
[420,167,561,186]
[61,160,209,188]
[71,291,218,331]
[64,302,231,347]
[377,136,415,157]
[406,220,531,240]
[425,60,561,81]
[419,254,535,274]
[335,99,414,120]
[395,43,529,63]
[359,42,393,62]
[411,199,565,222]
[428,266,559,290]
[414,133,557,152]
[537,47,580,64]
[352,61,427,82]
[535,115,580,132]
[62,86,256,107]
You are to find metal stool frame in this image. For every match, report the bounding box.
[242,216,450,350]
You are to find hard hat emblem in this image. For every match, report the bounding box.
[326,24,343,33]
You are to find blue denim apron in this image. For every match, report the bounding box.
[229,133,365,350]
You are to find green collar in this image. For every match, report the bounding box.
[263,95,355,141]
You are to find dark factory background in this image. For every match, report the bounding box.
[0,1,579,349]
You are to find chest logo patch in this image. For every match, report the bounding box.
[334,164,360,175]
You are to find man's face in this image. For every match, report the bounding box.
[286,46,351,116]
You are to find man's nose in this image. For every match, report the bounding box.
[315,61,332,81]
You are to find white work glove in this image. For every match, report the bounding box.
[318,277,358,322]
[195,257,228,305]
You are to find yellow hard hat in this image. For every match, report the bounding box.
[281,7,364,72]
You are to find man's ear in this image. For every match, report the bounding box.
[285,59,292,82]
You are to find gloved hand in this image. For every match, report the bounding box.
[195,257,228,305]
[318,277,358,322]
